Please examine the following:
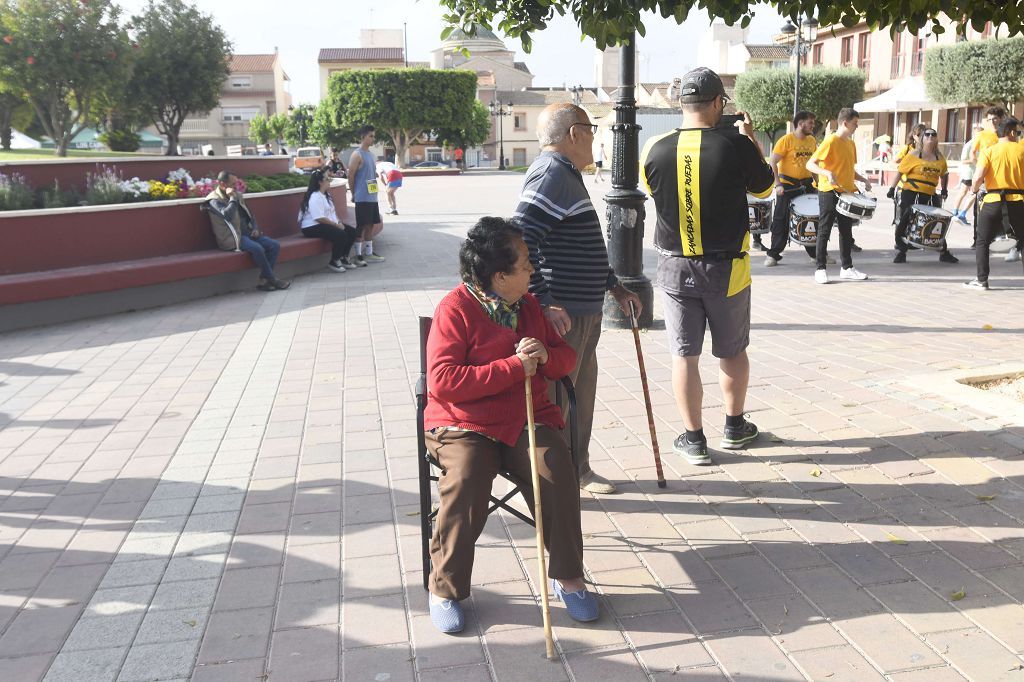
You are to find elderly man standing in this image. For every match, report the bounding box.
[513,103,641,495]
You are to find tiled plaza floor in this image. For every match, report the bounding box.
[1,170,1023,681]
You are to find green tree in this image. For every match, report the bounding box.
[310,101,356,151]
[127,0,231,155]
[248,113,272,145]
[434,99,491,153]
[268,112,288,147]
[735,67,866,139]
[0,85,33,151]
[438,1,1024,51]
[925,36,1024,108]
[283,104,315,147]
[0,0,129,156]
[320,68,479,166]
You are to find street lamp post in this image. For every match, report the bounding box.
[602,34,653,329]
[488,99,511,170]
[781,16,818,119]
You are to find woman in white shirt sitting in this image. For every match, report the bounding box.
[298,169,358,272]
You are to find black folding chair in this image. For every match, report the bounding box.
[414,315,578,590]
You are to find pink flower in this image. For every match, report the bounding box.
[26,56,34,65]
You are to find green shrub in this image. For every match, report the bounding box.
[0,172,35,211]
[98,130,142,152]
[40,180,80,209]
[84,166,127,206]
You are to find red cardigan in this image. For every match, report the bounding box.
[424,286,577,446]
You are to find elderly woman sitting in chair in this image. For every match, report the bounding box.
[424,216,599,633]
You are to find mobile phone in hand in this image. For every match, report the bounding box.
[718,114,743,129]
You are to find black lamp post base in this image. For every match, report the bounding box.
[603,276,653,329]
[603,187,654,329]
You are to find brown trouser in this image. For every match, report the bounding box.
[426,426,584,601]
[549,312,601,481]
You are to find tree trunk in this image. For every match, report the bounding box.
[57,136,70,156]
[0,109,12,151]
[165,128,180,156]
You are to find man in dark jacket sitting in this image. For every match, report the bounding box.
[205,170,290,291]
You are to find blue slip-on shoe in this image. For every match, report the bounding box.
[552,580,600,622]
[429,595,465,633]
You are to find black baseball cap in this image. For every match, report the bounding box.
[678,67,726,103]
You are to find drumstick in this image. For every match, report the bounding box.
[524,377,556,660]
[628,301,667,488]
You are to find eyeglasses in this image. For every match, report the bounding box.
[720,94,730,105]
[568,123,598,135]
[922,131,938,137]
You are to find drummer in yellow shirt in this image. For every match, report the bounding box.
[805,107,874,284]
[886,128,957,264]
[765,110,818,265]
[965,117,1024,290]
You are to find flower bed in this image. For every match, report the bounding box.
[0,166,311,211]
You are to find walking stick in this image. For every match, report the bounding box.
[524,377,556,660]
[629,301,667,488]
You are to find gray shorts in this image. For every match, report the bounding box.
[658,255,751,358]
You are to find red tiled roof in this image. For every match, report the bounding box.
[229,54,277,72]
[746,44,791,60]
[318,48,405,63]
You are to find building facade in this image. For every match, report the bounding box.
[176,53,292,156]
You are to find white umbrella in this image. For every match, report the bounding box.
[854,79,964,147]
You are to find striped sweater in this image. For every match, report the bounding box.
[513,151,617,317]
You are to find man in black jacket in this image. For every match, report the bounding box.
[206,170,290,291]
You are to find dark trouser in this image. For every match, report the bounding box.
[975,200,1024,282]
[816,191,854,269]
[895,190,951,254]
[425,427,584,601]
[239,234,280,281]
[549,313,601,482]
[301,223,356,261]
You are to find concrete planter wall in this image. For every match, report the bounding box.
[0,182,347,276]
[0,155,291,191]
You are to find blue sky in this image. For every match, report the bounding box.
[118,0,787,104]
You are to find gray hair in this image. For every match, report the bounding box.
[538,103,586,146]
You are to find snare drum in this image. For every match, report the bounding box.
[788,194,819,245]
[836,192,877,221]
[747,195,772,235]
[904,205,953,250]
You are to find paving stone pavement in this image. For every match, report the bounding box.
[1,170,1023,681]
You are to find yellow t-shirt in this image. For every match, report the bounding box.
[772,133,817,183]
[894,143,914,163]
[810,134,857,193]
[896,153,947,195]
[972,129,999,156]
[979,140,1024,203]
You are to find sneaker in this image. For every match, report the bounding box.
[673,434,710,466]
[814,269,829,284]
[851,243,863,253]
[764,255,779,267]
[353,255,368,267]
[257,279,276,292]
[1005,247,1021,263]
[429,594,465,634]
[955,212,970,225]
[328,259,347,272]
[552,580,600,622]
[272,279,291,290]
[893,251,907,264]
[364,253,386,263]
[840,267,868,281]
[963,279,989,290]
[579,472,617,494]
[339,257,355,268]
[752,239,766,252]
[720,417,759,450]
[939,251,959,264]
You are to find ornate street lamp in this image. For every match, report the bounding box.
[488,99,512,170]
[781,16,819,119]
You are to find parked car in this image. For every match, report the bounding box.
[294,146,325,174]
[413,160,448,168]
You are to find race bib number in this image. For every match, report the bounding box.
[366,180,379,194]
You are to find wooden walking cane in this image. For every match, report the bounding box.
[629,301,667,488]
[524,377,556,660]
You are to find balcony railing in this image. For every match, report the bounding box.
[181,119,209,134]
[910,51,925,75]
